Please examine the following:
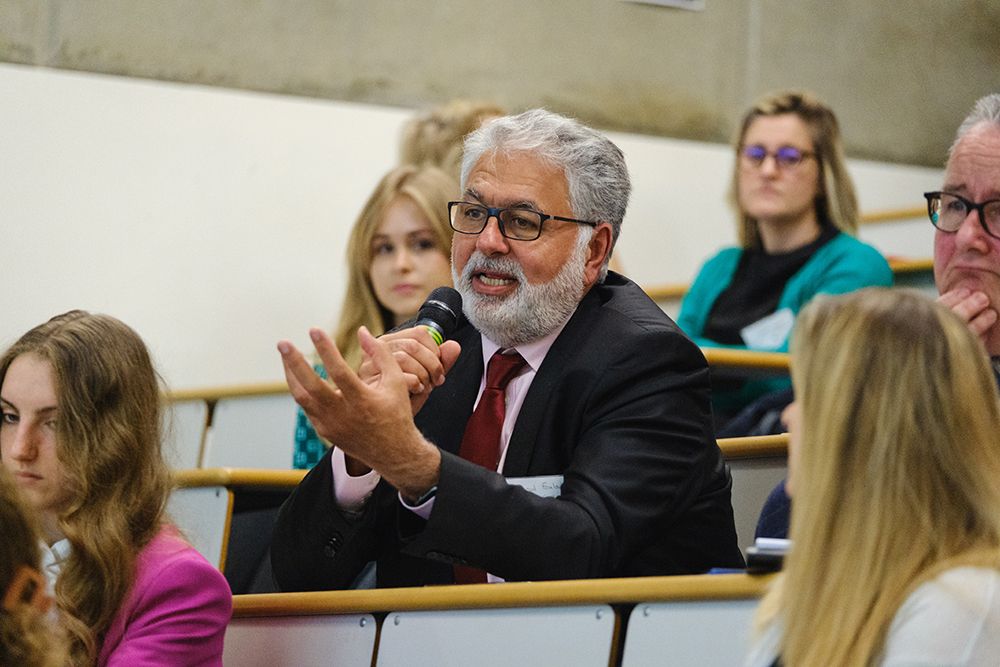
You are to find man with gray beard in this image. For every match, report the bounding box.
[272,110,744,590]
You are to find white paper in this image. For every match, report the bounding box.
[740,308,795,350]
[507,475,564,498]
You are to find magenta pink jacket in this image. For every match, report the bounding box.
[97,527,232,666]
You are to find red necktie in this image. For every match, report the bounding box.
[453,349,526,584]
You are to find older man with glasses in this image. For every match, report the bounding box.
[930,93,1000,366]
[271,109,744,591]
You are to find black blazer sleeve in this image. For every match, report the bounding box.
[270,449,376,591]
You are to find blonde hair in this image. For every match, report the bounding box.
[334,164,457,369]
[0,311,171,666]
[730,90,858,249]
[400,99,505,179]
[0,468,67,667]
[755,289,1000,665]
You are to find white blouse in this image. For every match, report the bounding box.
[745,567,1000,666]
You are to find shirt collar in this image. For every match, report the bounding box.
[480,316,571,374]
[39,538,71,592]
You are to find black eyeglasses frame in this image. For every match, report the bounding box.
[924,191,1000,240]
[447,201,597,242]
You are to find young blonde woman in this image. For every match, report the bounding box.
[746,289,1000,666]
[293,164,457,469]
[0,311,231,666]
[0,467,66,667]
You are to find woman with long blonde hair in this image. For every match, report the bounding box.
[0,311,231,666]
[746,289,1000,666]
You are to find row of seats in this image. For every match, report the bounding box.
[164,391,298,470]
[166,433,787,578]
[222,573,767,666]
[162,346,797,470]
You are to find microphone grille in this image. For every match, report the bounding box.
[417,287,463,336]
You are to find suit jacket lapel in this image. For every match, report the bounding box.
[501,288,599,477]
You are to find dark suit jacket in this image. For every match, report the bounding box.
[272,272,744,590]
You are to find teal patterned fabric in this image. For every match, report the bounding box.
[291,363,329,470]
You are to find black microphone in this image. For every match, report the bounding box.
[414,287,463,345]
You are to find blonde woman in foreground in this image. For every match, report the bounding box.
[746,288,1000,666]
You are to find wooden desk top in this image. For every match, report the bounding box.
[166,350,790,403]
[702,348,789,372]
[887,257,933,274]
[717,434,788,459]
[168,381,289,402]
[232,572,773,617]
[173,467,306,489]
[172,433,787,491]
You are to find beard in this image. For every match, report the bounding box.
[453,230,591,348]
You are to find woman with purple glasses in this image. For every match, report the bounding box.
[676,91,891,426]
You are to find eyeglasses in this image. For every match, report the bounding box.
[924,191,1000,239]
[447,201,597,241]
[739,144,815,170]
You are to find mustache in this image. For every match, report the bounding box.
[460,253,526,283]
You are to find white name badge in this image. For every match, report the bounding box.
[740,307,795,350]
[507,475,563,498]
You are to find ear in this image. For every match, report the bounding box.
[583,222,613,287]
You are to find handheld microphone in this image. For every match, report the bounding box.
[414,287,463,345]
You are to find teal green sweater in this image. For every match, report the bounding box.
[677,232,892,408]
[678,232,892,353]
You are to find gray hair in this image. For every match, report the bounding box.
[461,109,630,280]
[950,93,1000,158]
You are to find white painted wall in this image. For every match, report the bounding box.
[0,63,944,390]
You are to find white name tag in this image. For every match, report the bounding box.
[740,307,795,350]
[506,475,563,498]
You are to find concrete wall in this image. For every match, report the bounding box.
[1,0,997,167]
